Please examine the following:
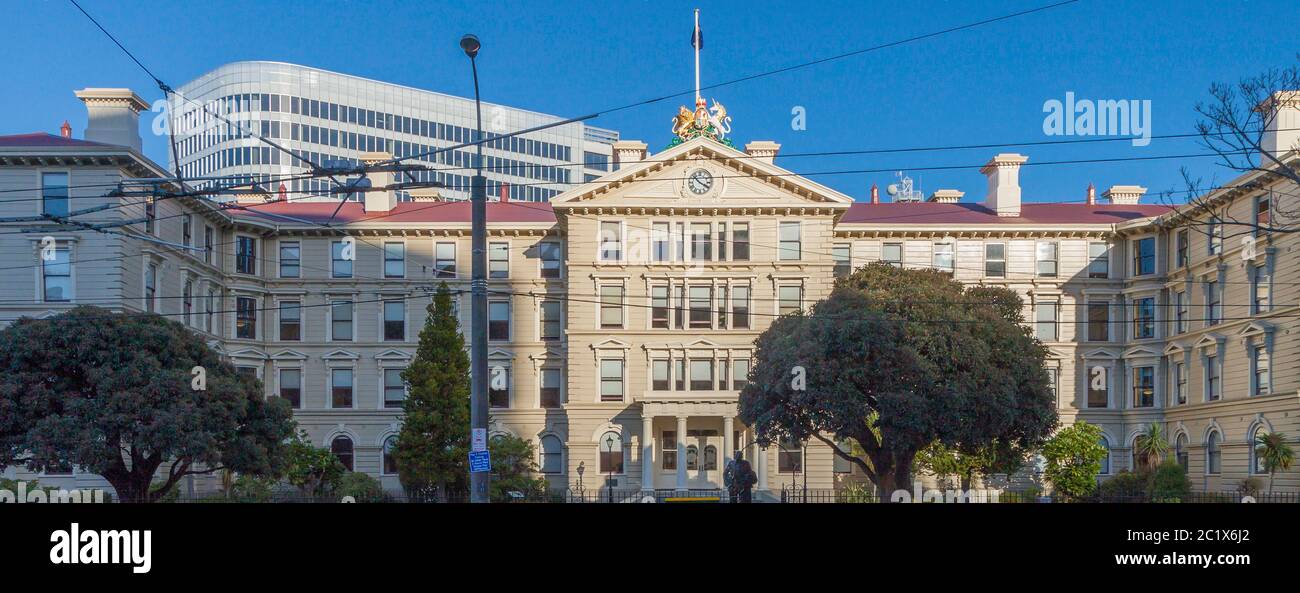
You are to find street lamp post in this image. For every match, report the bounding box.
[461,33,490,504]
[605,435,615,503]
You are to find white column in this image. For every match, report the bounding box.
[676,415,688,491]
[641,415,655,491]
[756,445,769,491]
[722,416,734,465]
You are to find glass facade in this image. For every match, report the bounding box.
[172,61,617,202]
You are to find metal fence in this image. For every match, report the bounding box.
[777,487,1300,504]
[156,488,730,504]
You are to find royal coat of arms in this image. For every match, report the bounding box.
[669,96,734,147]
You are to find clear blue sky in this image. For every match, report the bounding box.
[5,0,1297,203]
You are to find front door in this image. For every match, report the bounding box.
[686,429,721,489]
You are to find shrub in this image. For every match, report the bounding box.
[1097,470,1147,500]
[335,471,387,502]
[1149,461,1191,502]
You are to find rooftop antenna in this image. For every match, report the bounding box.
[885,171,924,202]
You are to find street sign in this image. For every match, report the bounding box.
[471,428,487,452]
[469,450,491,473]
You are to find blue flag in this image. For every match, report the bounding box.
[691,23,703,50]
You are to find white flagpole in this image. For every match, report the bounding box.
[694,8,700,102]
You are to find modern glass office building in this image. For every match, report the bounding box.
[171,61,618,202]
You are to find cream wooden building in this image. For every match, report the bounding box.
[2,87,1297,498]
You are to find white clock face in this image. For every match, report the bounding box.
[687,168,714,195]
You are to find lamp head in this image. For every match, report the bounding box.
[460,34,481,58]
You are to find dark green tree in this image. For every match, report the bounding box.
[0,306,294,502]
[283,431,346,497]
[393,284,470,499]
[739,263,1057,500]
[487,434,549,502]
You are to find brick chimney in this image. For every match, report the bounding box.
[743,141,781,164]
[74,88,149,152]
[612,140,648,169]
[927,189,964,204]
[1102,185,1147,205]
[1257,90,1300,162]
[360,152,395,212]
[59,120,72,138]
[1086,182,1096,205]
[980,153,1029,217]
[500,181,511,202]
[870,183,880,204]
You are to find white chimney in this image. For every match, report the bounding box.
[612,140,648,169]
[743,140,781,164]
[980,153,1028,216]
[1102,185,1147,205]
[360,152,395,212]
[74,88,149,152]
[408,188,443,202]
[1257,91,1300,162]
[927,189,964,203]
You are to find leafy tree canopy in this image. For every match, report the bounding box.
[0,306,294,502]
[739,263,1057,498]
[1041,420,1108,498]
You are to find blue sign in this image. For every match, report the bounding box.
[469,450,491,473]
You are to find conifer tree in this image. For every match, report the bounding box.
[393,284,470,499]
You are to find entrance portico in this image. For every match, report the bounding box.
[639,399,767,493]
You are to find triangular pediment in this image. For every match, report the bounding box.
[1236,321,1274,338]
[1122,346,1160,359]
[487,347,515,360]
[552,137,854,208]
[1163,342,1186,356]
[322,349,360,361]
[228,348,268,360]
[1194,334,1223,349]
[374,349,413,361]
[591,338,632,350]
[1082,348,1118,359]
[271,349,308,361]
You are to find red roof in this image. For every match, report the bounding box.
[227,199,556,225]
[841,202,1173,225]
[0,132,112,148]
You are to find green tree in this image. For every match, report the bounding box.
[393,284,470,500]
[283,431,345,497]
[487,435,549,502]
[335,471,387,502]
[0,306,294,502]
[1042,421,1108,498]
[1254,431,1295,494]
[1132,422,1170,472]
[739,263,1057,500]
[915,440,1027,491]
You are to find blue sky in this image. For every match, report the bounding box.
[5,0,1297,203]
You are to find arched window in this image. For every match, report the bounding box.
[540,435,563,474]
[383,436,397,475]
[1175,433,1188,472]
[598,431,623,474]
[1251,426,1267,475]
[1206,431,1221,475]
[686,445,699,470]
[1098,436,1111,475]
[331,436,354,472]
[703,445,718,471]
